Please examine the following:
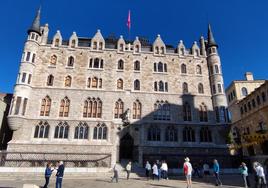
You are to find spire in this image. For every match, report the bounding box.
[27,6,41,35]
[207,24,218,48]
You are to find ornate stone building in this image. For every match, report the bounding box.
[7,8,230,167]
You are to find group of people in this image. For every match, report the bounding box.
[145,160,169,180]
[43,161,65,188]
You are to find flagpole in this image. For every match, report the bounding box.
[127,10,131,41]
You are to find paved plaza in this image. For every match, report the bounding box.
[0,174,248,188]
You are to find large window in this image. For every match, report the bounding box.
[83,97,102,118]
[114,99,124,118]
[59,97,70,117]
[89,58,104,69]
[133,100,142,119]
[153,62,167,73]
[183,127,195,142]
[153,100,170,121]
[40,96,51,116]
[165,126,178,142]
[199,103,208,122]
[14,96,22,115]
[93,123,107,140]
[87,77,102,89]
[74,122,89,139]
[200,127,212,142]
[154,81,168,92]
[183,102,192,121]
[34,121,50,138]
[54,122,69,139]
[147,126,161,141]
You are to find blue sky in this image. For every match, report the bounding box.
[0,0,268,93]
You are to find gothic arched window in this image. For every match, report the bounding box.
[64,76,72,87]
[181,64,187,74]
[54,122,69,139]
[59,97,70,117]
[134,79,140,90]
[114,99,124,119]
[134,60,140,71]
[153,100,170,121]
[40,96,51,116]
[147,126,161,141]
[47,75,54,86]
[93,123,107,140]
[118,59,124,70]
[117,79,123,90]
[183,82,188,94]
[133,100,142,119]
[183,102,192,121]
[199,103,208,122]
[50,55,57,66]
[34,121,50,138]
[196,65,202,74]
[83,97,102,118]
[67,56,74,67]
[200,127,212,142]
[165,126,178,142]
[158,62,163,72]
[183,127,195,142]
[159,81,164,91]
[198,83,204,94]
[74,122,89,139]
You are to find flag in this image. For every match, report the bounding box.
[127,10,131,31]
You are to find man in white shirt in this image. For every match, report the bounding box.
[255,162,267,186]
[161,161,168,180]
[183,157,193,188]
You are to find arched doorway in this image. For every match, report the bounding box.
[119,133,134,160]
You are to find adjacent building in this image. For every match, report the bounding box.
[6,8,230,168]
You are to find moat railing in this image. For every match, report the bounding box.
[0,151,111,168]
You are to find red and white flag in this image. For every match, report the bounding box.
[126,10,131,31]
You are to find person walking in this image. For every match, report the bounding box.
[183,157,193,188]
[126,161,132,180]
[156,160,162,180]
[111,163,119,183]
[239,162,250,188]
[161,160,168,180]
[213,159,222,186]
[254,162,267,188]
[55,161,64,188]
[145,161,151,180]
[43,162,54,188]
[152,162,159,180]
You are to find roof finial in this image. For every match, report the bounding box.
[28,6,41,35]
[207,24,218,48]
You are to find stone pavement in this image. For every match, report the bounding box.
[0,174,248,188]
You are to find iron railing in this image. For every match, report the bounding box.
[0,151,111,168]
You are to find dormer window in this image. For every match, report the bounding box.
[93,42,97,50]
[134,45,139,53]
[71,40,76,48]
[161,46,165,54]
[99,42,103,50]
[55,39,60,47]
[195,49,199,56]
[180,48,184,56]
[119,44,124,51]
[31,33,35,40]
[155,46,159,54]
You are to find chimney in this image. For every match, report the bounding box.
[245,72,254,81]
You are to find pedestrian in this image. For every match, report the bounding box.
[126,161,132,180]
[111,163,119,183]
[203,162,210,176]
[254,162,267,188]
[161,160,168,180]
[152,162,159,180]
[183,157,193,188]
[55,161,64,188]
[43,162,54,188]
[156,160,162,180]
[213,159,222,186]
[239,162,250,188]
[193,163,201,178]
[145,161,151,180]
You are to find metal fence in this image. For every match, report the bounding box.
[0,151,111,168]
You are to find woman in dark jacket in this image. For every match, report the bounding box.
[43,162,54,188]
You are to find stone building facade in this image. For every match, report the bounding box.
[7,8,230,167]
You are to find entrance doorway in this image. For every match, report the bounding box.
[119,133,134,160]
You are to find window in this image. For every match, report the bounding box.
[158,62,163,72]
[134,61,140,71]
[198,83,204,94]
[159,81,164,91]
[22,98,28,115]
[153,100,170,120]
[154,62,167,72]
[118,59,124,70]
[59,97,70,117]
[262,92,266,102]
[26,52,31,62]
[74,122,89,139]
[32,53,36,63]
[64,76,72,87]
[181,64,187,74]
[31,33,35,40]
[154,81,158,91]
[161,46,165,54]
[67,56,74,67]
[217,84,222,93]
[212,85,216,94]
[87,77,102,89]
[93,42,97,50]
[83,97,102,118]
[134,45,139,53]
[117,79,123,90]
[40,96,51,116]
[119,43,124,51]
[183,82,188,94]
[94,58,100,68]
[196,65,202,74]
[47,75,54,86]
[183,102,192,121]
[155,46,159,54]
[179,48,184,56]
[216,106,227,123]
[165,82,168,92]
[54,122,69,139]
[154,63,157,72]
[252,99,256,108]
[89,58,104,69]
[215,65,219,74]
[199,103,208,122]
[114,99,124,119]
[240,107,244,115]
[147,126,161,141]
[93,123,107,140]
[21,73,27,83]
[134,79,140,90]
[133,100,142,119]
[257,95,261,105]
[28,74,32,84]
[99,42,103,50]
[200,127,212,142]
[183,127,195,142]
[247,101,252,111]
[241,87,248,96]
[154,81,168,92]
[210,66,213,75]
[165,126,178,142]
[34,121,50,138]
[50,55,57,66]
[14,96,22,115]
[71,40,76,48]
[55,38,60,47]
